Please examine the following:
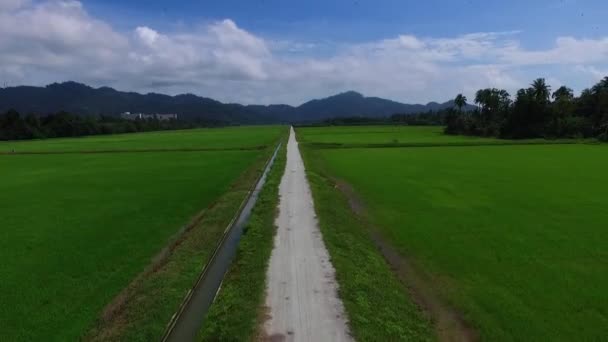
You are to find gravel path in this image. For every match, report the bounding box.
[262,127,352,342]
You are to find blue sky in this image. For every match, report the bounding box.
[87,0,607,46]
[1,0,608,104]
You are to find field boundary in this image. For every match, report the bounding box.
[333,179,478,342]
[161,141,282,341]
[299,142,435,341]
[0,145,267,155]
[95,204,214,326]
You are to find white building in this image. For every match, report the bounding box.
[120,112,178,121]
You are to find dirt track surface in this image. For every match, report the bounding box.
[262,127,352,342]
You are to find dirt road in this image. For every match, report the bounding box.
[262,127,352,341]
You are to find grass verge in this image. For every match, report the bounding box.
[299,142,434,341]
[198,139,287,341]
[86,135,287,341]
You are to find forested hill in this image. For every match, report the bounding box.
[0,82,271,124]
[0,82,471,123]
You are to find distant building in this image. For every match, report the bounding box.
[120,112,178,121]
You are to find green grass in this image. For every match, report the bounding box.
[0,126,283,152]
[296,125,590,149]
[87,147,282,341]
[311,143,608,341]
[0,151,257,341]
[198,140,287,341]
[299,144,433,341]
[0,126,286,341]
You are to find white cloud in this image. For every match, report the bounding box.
[135,26,160,47]
[1,1,608,104]
[126,19,270,83]
[0,0,126,72]
[498,37,608,65]
[396,35,425,50]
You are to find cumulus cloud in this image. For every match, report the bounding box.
[0,0,126,84]
[1,0,608,104]
[135,26,160,47]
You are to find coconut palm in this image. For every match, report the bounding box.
[531,78,551,103]
[454,94,467,112]
[552,86,574,102]
[475,89,489,110]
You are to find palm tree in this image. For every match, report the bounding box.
[552,86,574,102]
[475,89,489,110]
[591,76,608,95]
[497,89,511,109]
[454,94,467,112]
[551,86,574,121]
[531,78,551,103]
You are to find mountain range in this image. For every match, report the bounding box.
[0,82,474,123]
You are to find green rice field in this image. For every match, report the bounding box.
[0,126,284,341]
[0,126,283,153]
[297,126,608,341]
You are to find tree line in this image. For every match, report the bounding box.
[0,110,210,141]
[446,77,608,141]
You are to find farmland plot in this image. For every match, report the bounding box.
[0,126,285,341]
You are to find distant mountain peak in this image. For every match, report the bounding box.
[0,81,472,124]
[335,90,364,98]
[46,81,91,89]
[175,93,198,99]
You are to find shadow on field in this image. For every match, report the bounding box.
[303,140,584,150]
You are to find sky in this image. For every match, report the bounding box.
[1,0,608,105]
